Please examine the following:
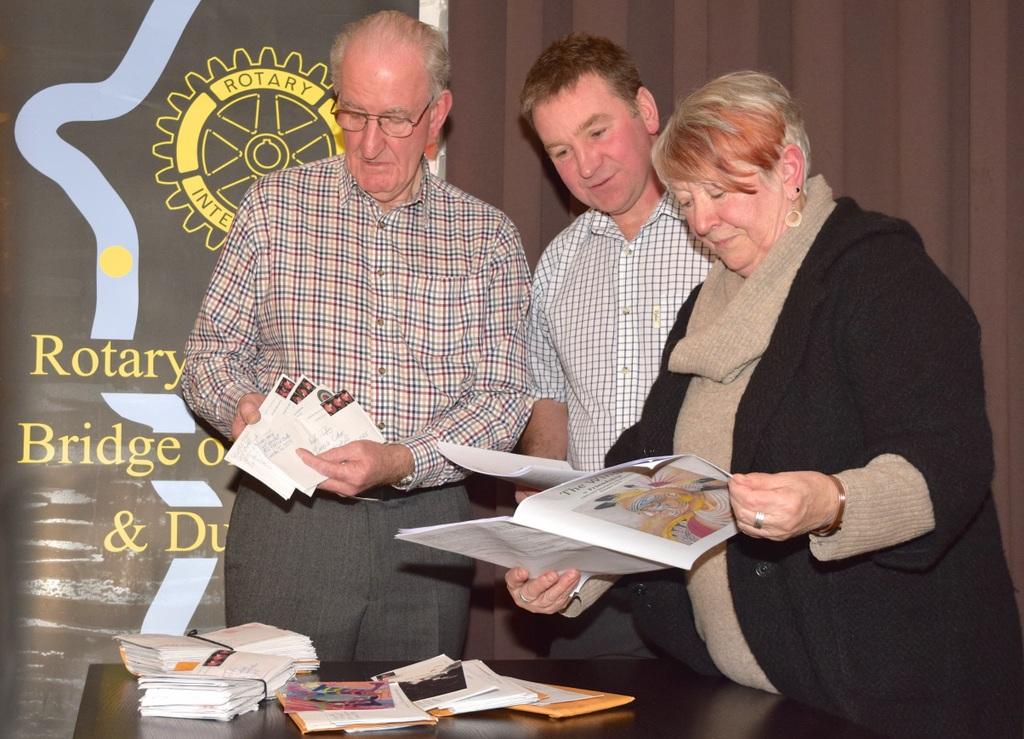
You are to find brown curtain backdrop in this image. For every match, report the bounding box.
[445,0,1024,658]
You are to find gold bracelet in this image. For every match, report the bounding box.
[811,474,846,537]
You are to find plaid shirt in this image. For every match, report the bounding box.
[526,192,713,471]
[182,155,532,489]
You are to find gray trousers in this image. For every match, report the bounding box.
[225,480,473,662]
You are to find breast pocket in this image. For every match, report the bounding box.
[397,272,482,393]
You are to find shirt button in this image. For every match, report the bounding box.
[620,366,630,375]
[633,583,647,596]
[376,318,385,326]
[622,307,632,315]
[377,220,386,230]
[377,367,387,376]
[377,422,386,431]
[376,268,385,277]
[754,562,774,578]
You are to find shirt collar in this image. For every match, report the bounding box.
[337,155,433,225]
[587,189,681,239]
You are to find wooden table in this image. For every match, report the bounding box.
[73,659,884,738]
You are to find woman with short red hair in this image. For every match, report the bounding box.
[508,71,1022,738]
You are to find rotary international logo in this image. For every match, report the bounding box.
[153,47,342,251]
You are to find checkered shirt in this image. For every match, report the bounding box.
[526,192,713,471]
[182,155,532,489]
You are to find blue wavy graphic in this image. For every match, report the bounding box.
[151,481,222,508]
[17,0,218,635]
[14,0,201,339]
[141,558,218,634]
[101,392,197,433]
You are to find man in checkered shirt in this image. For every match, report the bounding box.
[516,34,712,658]
[182,11,531,661]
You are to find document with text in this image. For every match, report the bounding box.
[398,453,737,575]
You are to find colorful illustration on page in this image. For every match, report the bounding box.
[575,461,732,544]
[280,680,394,712]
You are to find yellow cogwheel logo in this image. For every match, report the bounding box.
[154,47,343,251]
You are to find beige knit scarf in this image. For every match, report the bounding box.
[667,175,835,692]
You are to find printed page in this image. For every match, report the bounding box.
[281,681,435,732]
[437,442,580,489]
[431,660,538,714]
[397,516,667,576]
[398,454,737,573]
[511,455,736,570]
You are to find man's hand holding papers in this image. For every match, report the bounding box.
[296,440,415,498]
[224,373,384,500]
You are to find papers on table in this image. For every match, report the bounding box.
[371,655,484,708]
[137,650,294,721]
[438,441,582,490]
[504,678,635,718]
[366,654,634,720]
[225,373,384,500]
[278,680,436,733]
[509,678,596,705]
[115,622,319,675]
[372,655,537,715]
[117,640,634,726]
[430,661,540,715]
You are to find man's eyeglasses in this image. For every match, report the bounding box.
[331,97,435,138]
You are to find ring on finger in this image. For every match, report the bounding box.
[753,510,766,529]
[517,590,534,604]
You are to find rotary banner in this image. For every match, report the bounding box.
[1,1,429,735]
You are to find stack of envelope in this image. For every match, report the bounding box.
[115,622,319,675]
[136,651,294,720]
[201,622,319,673]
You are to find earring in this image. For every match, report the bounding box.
[785,208,803,228]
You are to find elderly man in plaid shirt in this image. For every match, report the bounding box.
[513,34,712,658]
[182,11,530,661]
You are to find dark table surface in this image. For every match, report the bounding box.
[74,660,885,738]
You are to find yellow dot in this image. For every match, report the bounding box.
[99,246,133,278]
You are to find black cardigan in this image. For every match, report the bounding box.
[607,198,1022,738]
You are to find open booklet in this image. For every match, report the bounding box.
[397,453,737,575]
